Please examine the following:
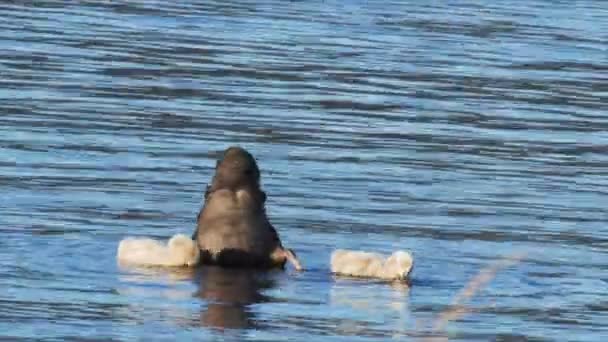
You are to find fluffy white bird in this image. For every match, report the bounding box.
[117,234,200,267]
[331,249,414,281]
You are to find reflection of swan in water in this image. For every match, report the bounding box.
[116,264,278,331]
[329,276,411,339]
[193,266,277,330]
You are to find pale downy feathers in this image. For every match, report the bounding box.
[117,234,200,267]
[331,249,414,281]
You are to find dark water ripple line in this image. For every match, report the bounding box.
[0,298,135,324]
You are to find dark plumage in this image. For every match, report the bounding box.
[192,146,301,270]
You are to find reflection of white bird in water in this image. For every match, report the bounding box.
[331,249,414,281]
[117,234,200,267]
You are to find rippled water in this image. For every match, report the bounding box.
[1,1,607,340]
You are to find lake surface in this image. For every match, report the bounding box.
[1,0,607,340]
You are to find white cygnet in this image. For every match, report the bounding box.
[331,249,414,281]
[117,233,200,267]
